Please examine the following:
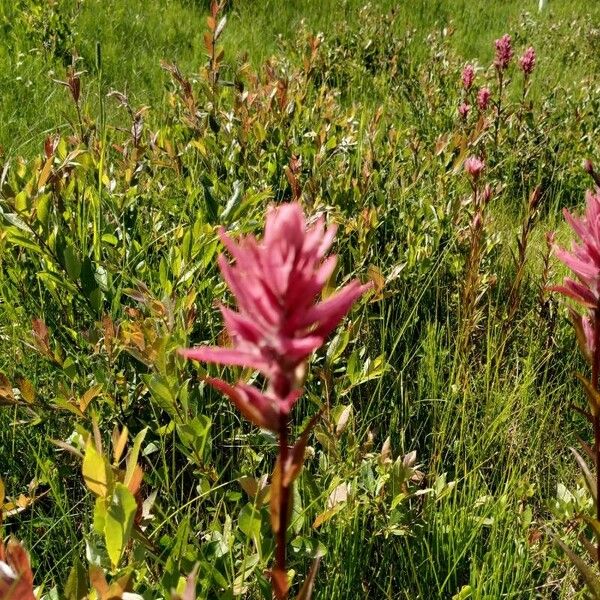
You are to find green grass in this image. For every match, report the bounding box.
[2,0,600,155]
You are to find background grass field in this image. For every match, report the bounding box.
[2,0,600,598]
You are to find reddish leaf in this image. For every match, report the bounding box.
[270,457,282,534]
[283,410,322,487]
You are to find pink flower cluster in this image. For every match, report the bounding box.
[180,203,370,432]
[494,34,513,71]
[458,102,471,120]
[464,156,485,181]
[462,64,475,91]
[519,47,536,76]
[477,87,491,110]
[552,191,600,359]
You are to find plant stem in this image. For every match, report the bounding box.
[593,308,600,568]
[494,71,504,149]
[276,418,290,584]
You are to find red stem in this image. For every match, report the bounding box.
[276,417,290,590]
[593,308,600,568]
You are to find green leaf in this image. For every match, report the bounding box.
[104,482,137,568]
[571,447,597,503]
[64,244,82,280]
[82,439,111,497]
[64,558,88,600]
[93,497,107,534]
[238,503,262,540]
[142,374,177,418]
[177,416,211,462]
[326,329,350,365]
[124,427,148,487]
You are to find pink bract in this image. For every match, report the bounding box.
[552,191,600,309]
[494,34,513,71]
[462,64,475,90]
[464,156,485,180]
[519,47,536,76]
[477,87,491,110]
[180,202,371,430]
[458,102,471,120]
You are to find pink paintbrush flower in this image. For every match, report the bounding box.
[477,87,491,110]
[462,64,475,91]
[552,191,600,309]
[464,156,485,180]
[458,102,471,120]
[180,202,370,431]
[494,34,513,71]
[519,47,536,76]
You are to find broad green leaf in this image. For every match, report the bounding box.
[142,374,177,417]
[82,439,111,497]
[238,503,262,540]
[105,482,137,568]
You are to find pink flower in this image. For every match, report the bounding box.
[477,87,491,110]
[464,156,485,180]
[519,47,536,76]
[552,191,600,309]
[494,34,513,71]
[458,102,471,120]
[462,64,475,90]
[179,202,371,431]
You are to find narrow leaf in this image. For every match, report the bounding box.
[555,537,600,598]
[571,447,597,503]
[296,557,321,600]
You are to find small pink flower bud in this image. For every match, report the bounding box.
[461,64,475,90]
[471,212,483,230]
[494,34,513,71]
[584,159,595,175]
[464,156,485,180]
[477,87,491,110]
[483,184,492,204]
[458,102,471,120]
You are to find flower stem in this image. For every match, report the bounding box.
[276,419,290,588]
[593,310,600,568]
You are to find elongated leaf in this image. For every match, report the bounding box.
[571,447,597,503]
[555,537,600,598]
[580,533,599,563]
[64,558,88,600]
[576,373,600,416]
[296,558,321,600]
[284,410,323,487]
[270,457,282,534]
[584,517,600,543]
[125,427,147,488]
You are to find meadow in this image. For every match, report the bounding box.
[3,0,600,598]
